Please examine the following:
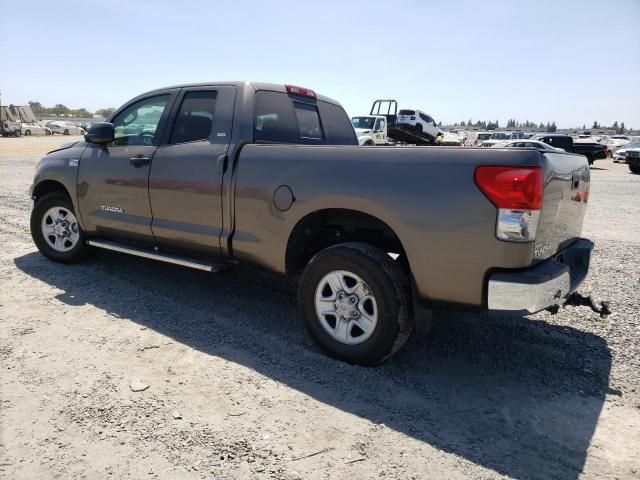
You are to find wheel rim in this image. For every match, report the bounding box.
[41,206,80,252]
[314,270,378,345]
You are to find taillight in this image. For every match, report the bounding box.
[475,166,543,242]
[285,84,316,99]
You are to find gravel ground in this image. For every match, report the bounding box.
[1,136,639,480]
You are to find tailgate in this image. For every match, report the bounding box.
[533,151,590,261]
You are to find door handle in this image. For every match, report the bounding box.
[129,155,150,167]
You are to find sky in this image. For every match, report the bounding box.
[1,0,639,128]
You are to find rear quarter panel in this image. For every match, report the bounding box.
[232,145,544,308]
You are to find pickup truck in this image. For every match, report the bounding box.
[351,115,390,146]
[531,134,608,165]
[30,81,596,365]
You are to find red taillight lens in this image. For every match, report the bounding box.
[474,166,543,210]
[285,84,316,99]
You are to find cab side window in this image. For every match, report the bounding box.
[111,95,170,146]
[254,91,324,144]
[169,91,217,144]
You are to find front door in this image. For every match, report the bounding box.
[149,86,235,256]
[77,93,174,243]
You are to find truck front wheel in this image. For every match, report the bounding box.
[30,192,93,264]
[298,242,413,365]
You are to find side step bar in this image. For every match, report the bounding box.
[87,239,229,272]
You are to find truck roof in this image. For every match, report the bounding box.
[138,81,343,107]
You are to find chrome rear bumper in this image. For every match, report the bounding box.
[487,238,593,314]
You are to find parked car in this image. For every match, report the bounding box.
[466,131,492,146]
[626,148,640,174]
[480,131,525,147]
[395,109,441,142]
[441,132,463,146]
[531,134,608,165]
[601,138,629,157]
[21,122,49,136]
[491,140,565,152]
[47,121,86,135]
[611,135,631,142]
[29,81,595,365]
[614,141,640,162]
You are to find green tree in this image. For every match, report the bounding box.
[592,121,599,129]
[28,101,44,114]
[619,122,625,134]
[95,108,115,118]
[547,121,557,133]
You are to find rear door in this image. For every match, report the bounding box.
[148,86,236,256]
[77,92,175,242]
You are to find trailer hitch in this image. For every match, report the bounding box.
[555,292,611,319]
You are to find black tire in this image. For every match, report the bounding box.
[63,129,69,135]
[630,165,640,174]
[14,130,21,138]
[363,140,375,146]
[30,192,93,264]
[25,129,31,136]
[298,242,413,365]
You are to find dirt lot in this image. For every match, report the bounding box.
[1,135,639,480]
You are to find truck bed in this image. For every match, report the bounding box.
[231,145,589,308]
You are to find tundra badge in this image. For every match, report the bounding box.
[101,205,124,214]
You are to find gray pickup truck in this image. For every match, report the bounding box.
[30,81,595,364]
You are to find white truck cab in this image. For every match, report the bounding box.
[351,115,389,146]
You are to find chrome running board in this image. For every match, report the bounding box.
[87,239,228,272]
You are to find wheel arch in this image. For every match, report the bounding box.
[32,179,71,201]
[285,208,410,278]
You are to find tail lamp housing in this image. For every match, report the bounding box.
[475,166,543,242]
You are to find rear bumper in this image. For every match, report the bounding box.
[487,238,593,314]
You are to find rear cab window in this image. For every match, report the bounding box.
[254,91,356,146]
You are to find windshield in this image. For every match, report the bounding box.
[398,110,415,116]
[477,133,492,141]
[624,141,640,149]
[351,117,375,129]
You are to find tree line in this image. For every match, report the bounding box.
[451,118,629,134]
[451,119,557,132]
[28,101,115,118]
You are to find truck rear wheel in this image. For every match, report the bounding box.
[30,192,93,264]
[298,242,413,365]
[630,165,640,174]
